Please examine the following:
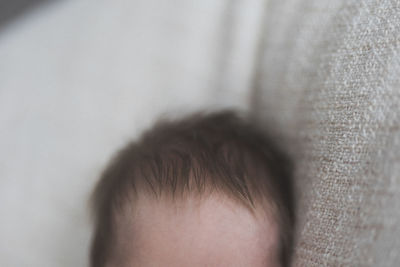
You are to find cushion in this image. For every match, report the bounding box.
[253,0,400,265]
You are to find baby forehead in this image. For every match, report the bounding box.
[112,193,280,266]
[121,192,276,227]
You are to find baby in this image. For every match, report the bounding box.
[90,110,295,267]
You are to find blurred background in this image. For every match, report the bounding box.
[0,0,266,266]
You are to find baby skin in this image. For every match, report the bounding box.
[110,193,280,267]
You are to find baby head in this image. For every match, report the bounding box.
[90,111,295,267]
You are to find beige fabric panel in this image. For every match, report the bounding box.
[252,0,400,266]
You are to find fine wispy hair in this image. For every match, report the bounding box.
[90,110,295,267]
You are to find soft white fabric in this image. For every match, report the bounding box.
[0,1,264,266]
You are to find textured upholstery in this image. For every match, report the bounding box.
[252,0,400,266]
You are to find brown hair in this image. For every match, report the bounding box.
[90,110,295,267]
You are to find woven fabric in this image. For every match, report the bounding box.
[252,0,400,265]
